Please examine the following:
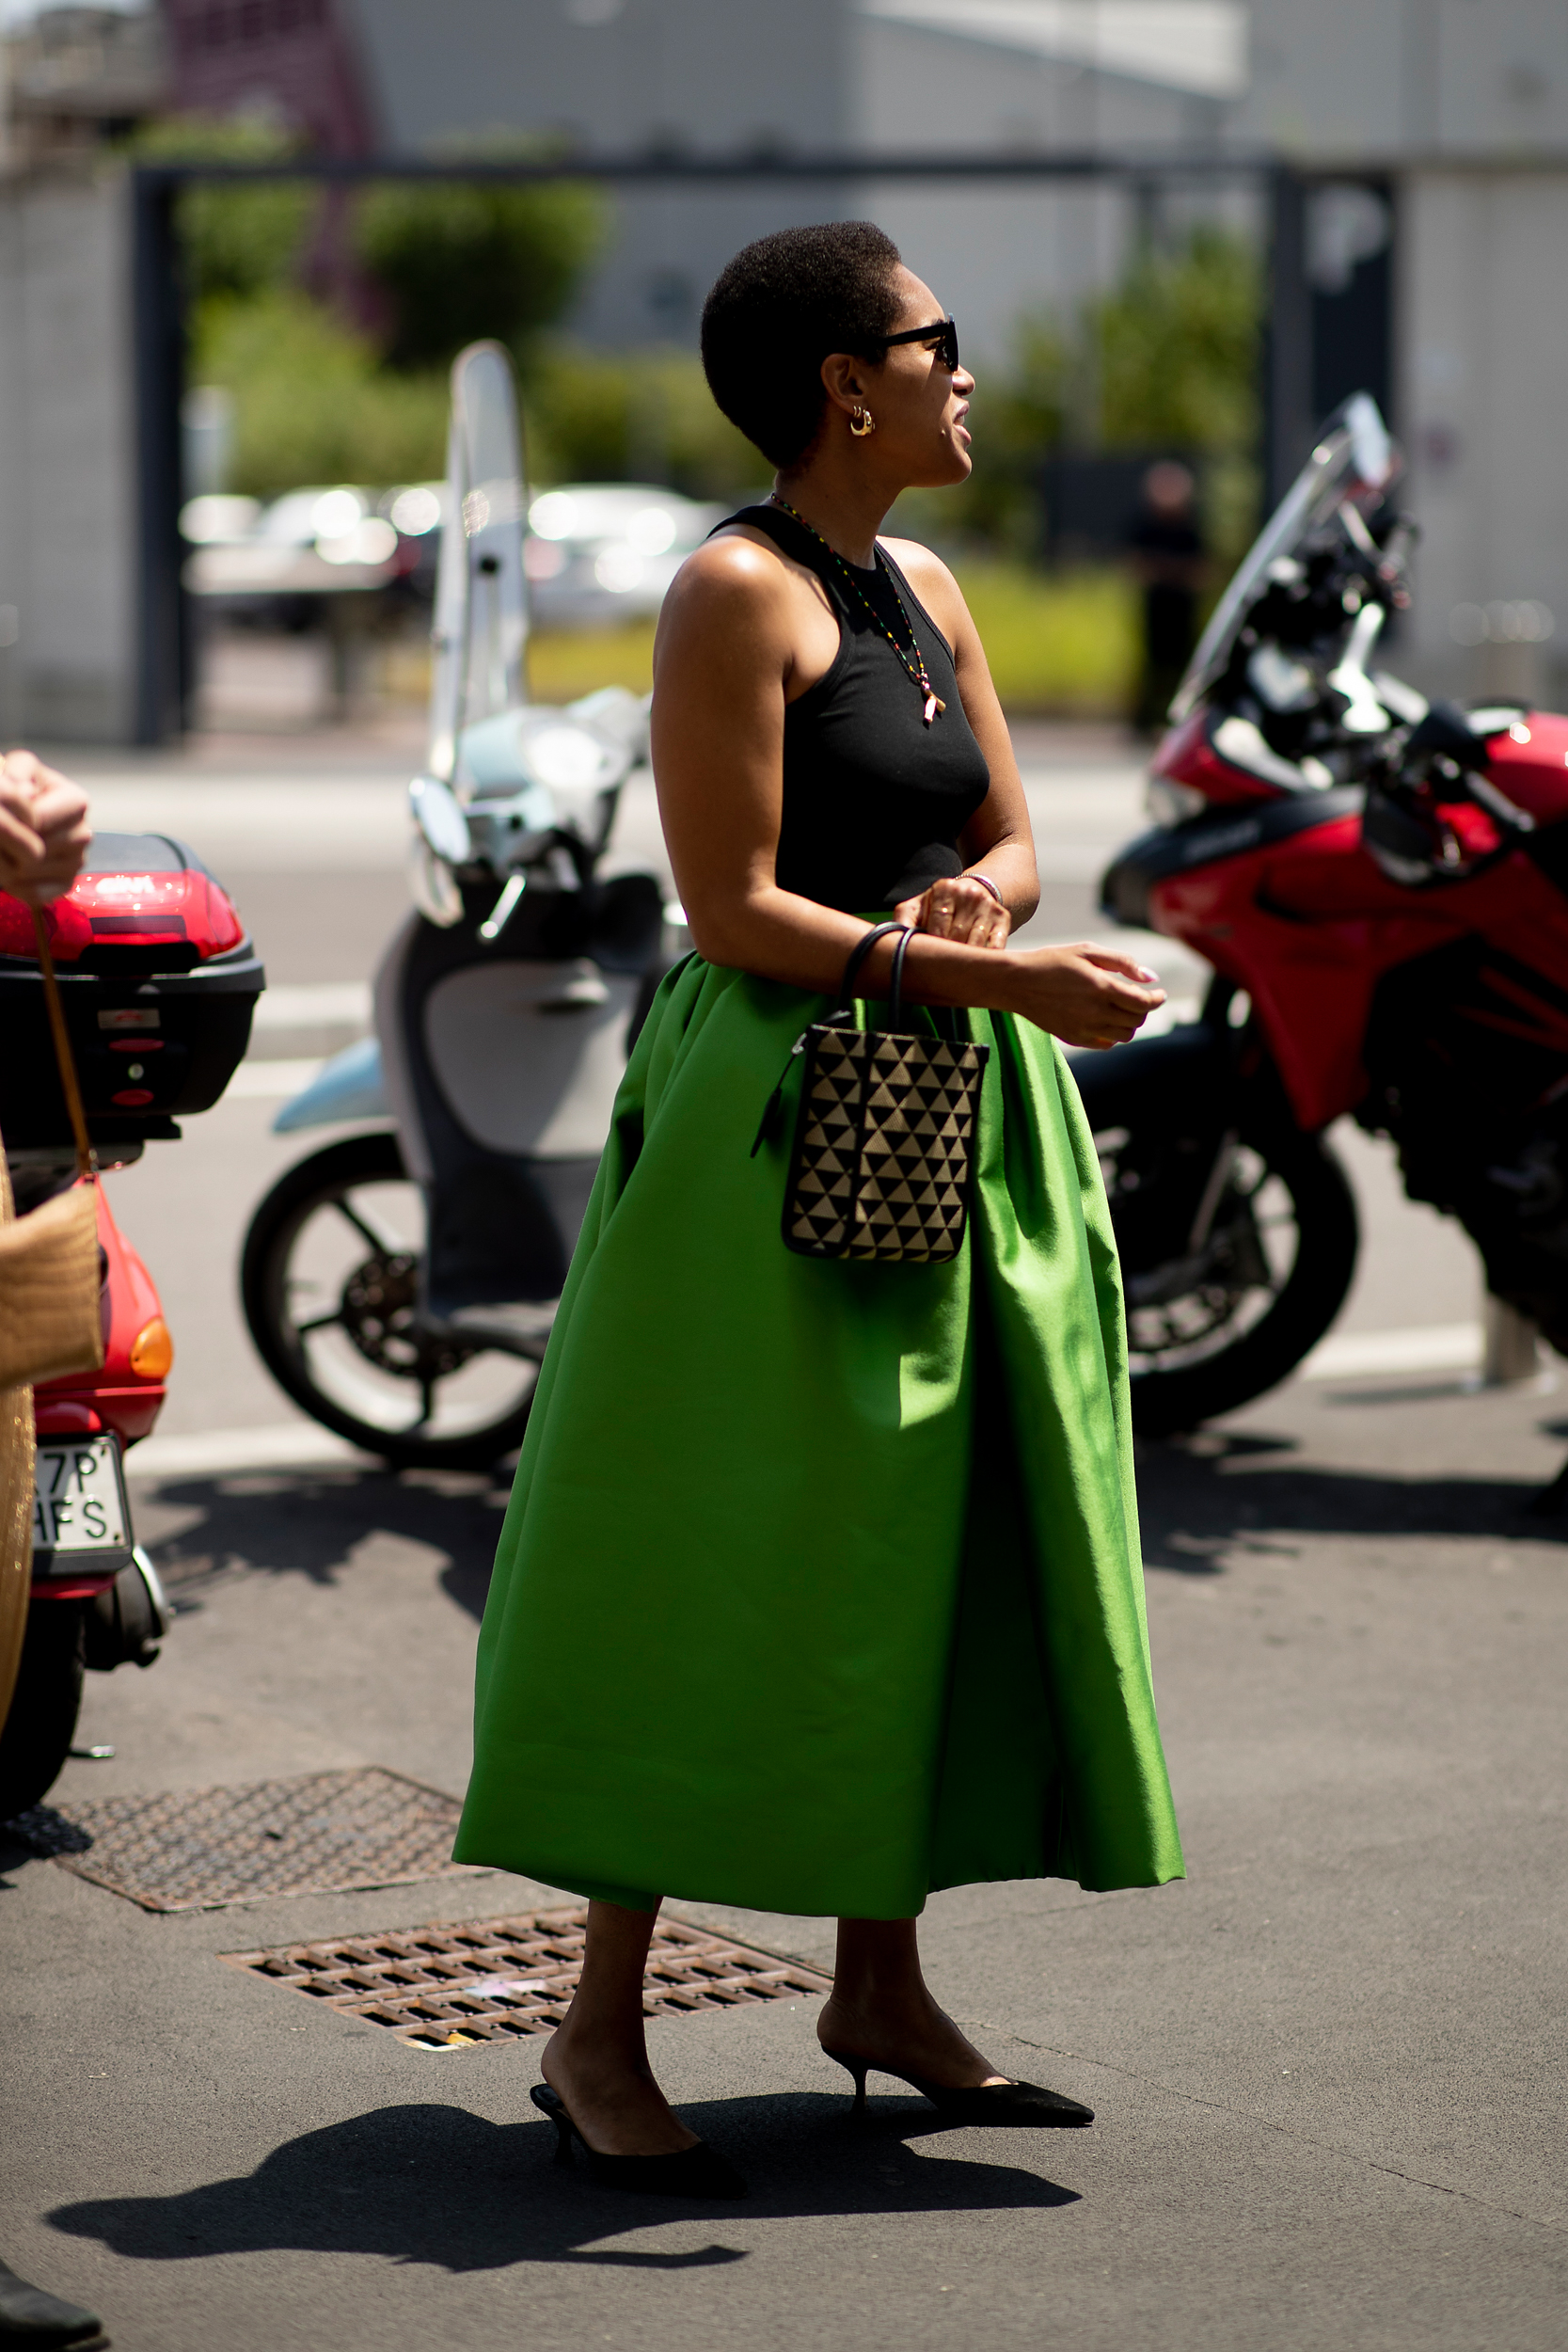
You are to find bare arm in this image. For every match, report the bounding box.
[650,539,1164,1050]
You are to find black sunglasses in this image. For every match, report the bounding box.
[877,315,959,373]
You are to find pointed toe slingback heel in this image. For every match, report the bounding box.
[820,2048,1093,2129]
[530,2082,749,2198]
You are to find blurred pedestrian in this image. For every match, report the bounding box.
[1128,459,1204,737]
[455,224,1183,2195]
[0,750,92,1721]
[0,751,108,2352]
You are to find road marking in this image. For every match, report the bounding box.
[126,1423,374,1478]
[123,1325,1498,1486]
[226,1057,325,1098]
[250,981,373,1032]
[1299,1322,1481,1379]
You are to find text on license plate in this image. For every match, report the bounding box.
[33,1438,128,1553]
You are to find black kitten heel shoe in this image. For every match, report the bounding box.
[821,2047,1093,2128]
[530,2082,748,2198]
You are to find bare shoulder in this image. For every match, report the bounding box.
[879,535,971,641]
[659,528,798,638]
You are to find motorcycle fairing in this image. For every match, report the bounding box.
[1102,787,1364,929]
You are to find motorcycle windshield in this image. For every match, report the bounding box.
[427,342,531,786]
[1169,393,1396,724]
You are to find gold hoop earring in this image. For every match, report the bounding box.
[848,405,876,437]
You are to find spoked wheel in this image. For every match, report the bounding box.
[241,1132,543,1470]
[1097,1120,1360,1437]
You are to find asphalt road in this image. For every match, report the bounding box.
[4,725,1564,2352]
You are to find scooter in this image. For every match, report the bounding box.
[0,834,264,1813]
[1077,395,1568,1434]
[241,343,671,1470]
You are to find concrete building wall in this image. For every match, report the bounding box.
[1234,0,1568,160]
[850,12,1210,363]
[348,0,853,155]
[0,167,137,745]
[1398,167,1568,708]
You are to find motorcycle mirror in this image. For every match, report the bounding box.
[409,773,471,865]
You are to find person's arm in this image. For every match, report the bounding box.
[0,751,91,902]
[649,543,1164,1051]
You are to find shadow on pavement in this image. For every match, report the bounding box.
[1136,1430,1568,1572]
[47,2099,1079,2270]
[132,1422,1567,1614]
[135,1469,506,1619]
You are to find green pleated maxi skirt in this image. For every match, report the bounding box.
[453,954,1184,1915]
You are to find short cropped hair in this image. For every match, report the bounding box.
[701,222,904,469]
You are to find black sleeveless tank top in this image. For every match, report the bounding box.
[720,504,991,912]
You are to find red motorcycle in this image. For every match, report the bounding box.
[1078,396,1568,1434]
[0,831,262,1813]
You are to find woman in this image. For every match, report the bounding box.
[455,222,1183,2196]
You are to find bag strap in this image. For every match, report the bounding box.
[29,906,95,1180]
[824,921,912,1027]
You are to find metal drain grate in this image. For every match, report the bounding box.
[6,1769,478,1913]
[222,1906,832,2049]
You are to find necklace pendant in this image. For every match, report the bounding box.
[923,691,943,725]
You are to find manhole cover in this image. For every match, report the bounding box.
[222,1906,832,2049]
[6,1769,477,1913]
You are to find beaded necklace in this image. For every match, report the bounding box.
[768,493,946,725]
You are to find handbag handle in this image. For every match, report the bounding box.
[825,920,913,1028]
[29,905,95,1180]
[828,921,960,1041]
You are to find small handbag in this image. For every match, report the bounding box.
[0,905,104,1390]
[768,919,990,1264]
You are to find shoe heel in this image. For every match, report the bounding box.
[822,2047,869,2114]
[530,2083,575,2167]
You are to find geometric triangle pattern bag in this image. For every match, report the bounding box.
[776,919,990,1265]
[0,903,104,1391]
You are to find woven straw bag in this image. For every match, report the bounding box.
[0,904,103,1390]
[772,921,990,1265]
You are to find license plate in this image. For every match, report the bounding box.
[32,1436,131,1564]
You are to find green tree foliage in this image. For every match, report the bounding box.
[355,162,607,370]
[139,118,608,495]
[904,224,1259,560]
[524,344,763,498]
[195,293,448,496]
[129,114,314,303]
[1089,224,1259,453]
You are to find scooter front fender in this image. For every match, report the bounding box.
[272,1036,389,1135]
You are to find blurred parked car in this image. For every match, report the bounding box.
[522,484,729,628]
[182,484,444,628]
[182,478,736,637]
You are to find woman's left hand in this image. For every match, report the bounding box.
[894,873,1011,950]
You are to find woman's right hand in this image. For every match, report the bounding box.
[1003,942,1165,1048]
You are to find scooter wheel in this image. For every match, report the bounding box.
[0,1599,85,1820]
[240,1130,541,1471]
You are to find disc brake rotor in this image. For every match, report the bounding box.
[1128,1196,1278,1357]
[337,1250,475,1381]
